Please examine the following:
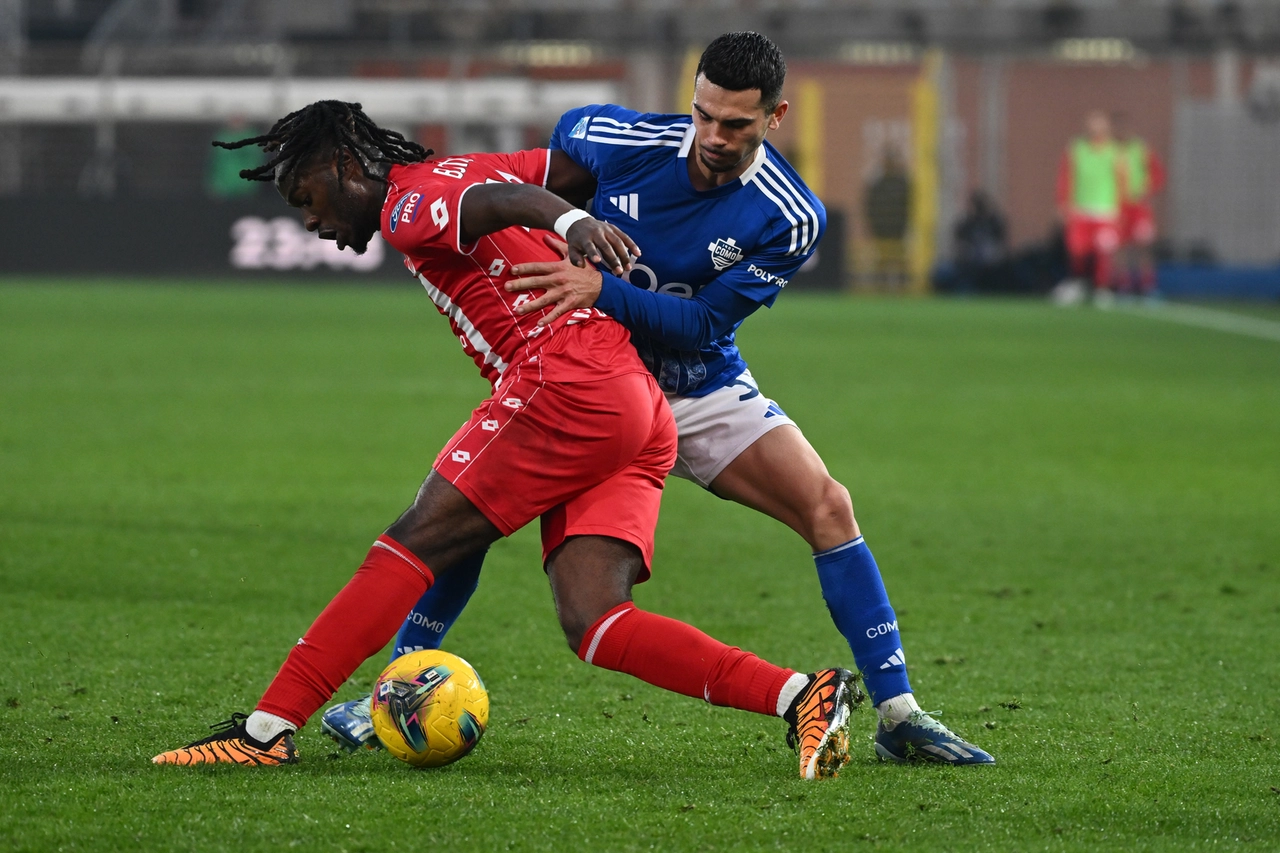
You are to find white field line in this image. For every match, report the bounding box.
[1115,302,1280,344]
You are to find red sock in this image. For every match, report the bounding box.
[1094,251,1114,289]
[578,603,796,717]
[256,536,433,728]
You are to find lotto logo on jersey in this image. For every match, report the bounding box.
[389,192,422,233]
[708,237,743,271]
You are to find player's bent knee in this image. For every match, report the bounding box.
[559,616,591,656]
[824,478,854,520]
[548,577,632,654]
[384,472,502,572]
[550,588,591,652]
[555,597,624,655]
[806,477,858,546]
[545,535,642,653]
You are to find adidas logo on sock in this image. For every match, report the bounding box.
[879,648,906,670]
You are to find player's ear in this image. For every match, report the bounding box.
[768,100,789,131]
[338,148,366,182]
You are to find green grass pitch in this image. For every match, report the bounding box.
[1,280,1277,851]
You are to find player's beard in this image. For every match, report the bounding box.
[698,147,745,174]
[697,135,764,176]
[332,185,379,254]
[344,231,373,255]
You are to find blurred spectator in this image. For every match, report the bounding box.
[1114,112,1166,298]
[207,117,262,199]
[1056,110,1122,303]
[952,189,1008,291]
[864,146,911,289]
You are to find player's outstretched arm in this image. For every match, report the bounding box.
[457,183,637,275]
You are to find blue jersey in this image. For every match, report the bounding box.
[550,104,826,397]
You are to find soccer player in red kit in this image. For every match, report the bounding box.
[1058,110,1123,298]
[150,101,860,779]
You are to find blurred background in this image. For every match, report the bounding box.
[1,0,1278,298]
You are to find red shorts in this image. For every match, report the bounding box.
[1120,202,1157,245]
[433,362,676,578]
[1065,214,1120,259]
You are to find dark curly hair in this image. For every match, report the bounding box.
[212,100,430,186]
[695,32,787,110]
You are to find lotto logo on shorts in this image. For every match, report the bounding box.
[501,397,524,410]
[451,450,471,463]
[481,419,500,432]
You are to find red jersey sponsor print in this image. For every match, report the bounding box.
[381,151,643,389]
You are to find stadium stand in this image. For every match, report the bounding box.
[3,1,1279,289]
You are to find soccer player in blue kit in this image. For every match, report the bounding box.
[325,31,993,765]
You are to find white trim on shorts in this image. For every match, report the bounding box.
[667,368,798,488]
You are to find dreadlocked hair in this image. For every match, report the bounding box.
[212,100,431,185]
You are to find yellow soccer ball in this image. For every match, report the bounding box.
[370,649,489,767]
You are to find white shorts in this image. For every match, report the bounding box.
[667,369,798,487]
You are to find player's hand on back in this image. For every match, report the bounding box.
[508,235,608,326]
[564,217,640,276]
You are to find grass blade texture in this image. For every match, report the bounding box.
[1,281,1277,851]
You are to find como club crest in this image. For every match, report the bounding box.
[708,237,743,271]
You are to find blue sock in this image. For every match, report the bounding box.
[813,536,912,706]
[391,549,486,659]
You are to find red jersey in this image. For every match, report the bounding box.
[381,151,643,389]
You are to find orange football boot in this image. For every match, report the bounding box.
[785,668,863,779]
[152,713,298,766]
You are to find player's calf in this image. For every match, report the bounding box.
[546,534,643,652]
[571,586,865,779]
[391,549,487,658]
